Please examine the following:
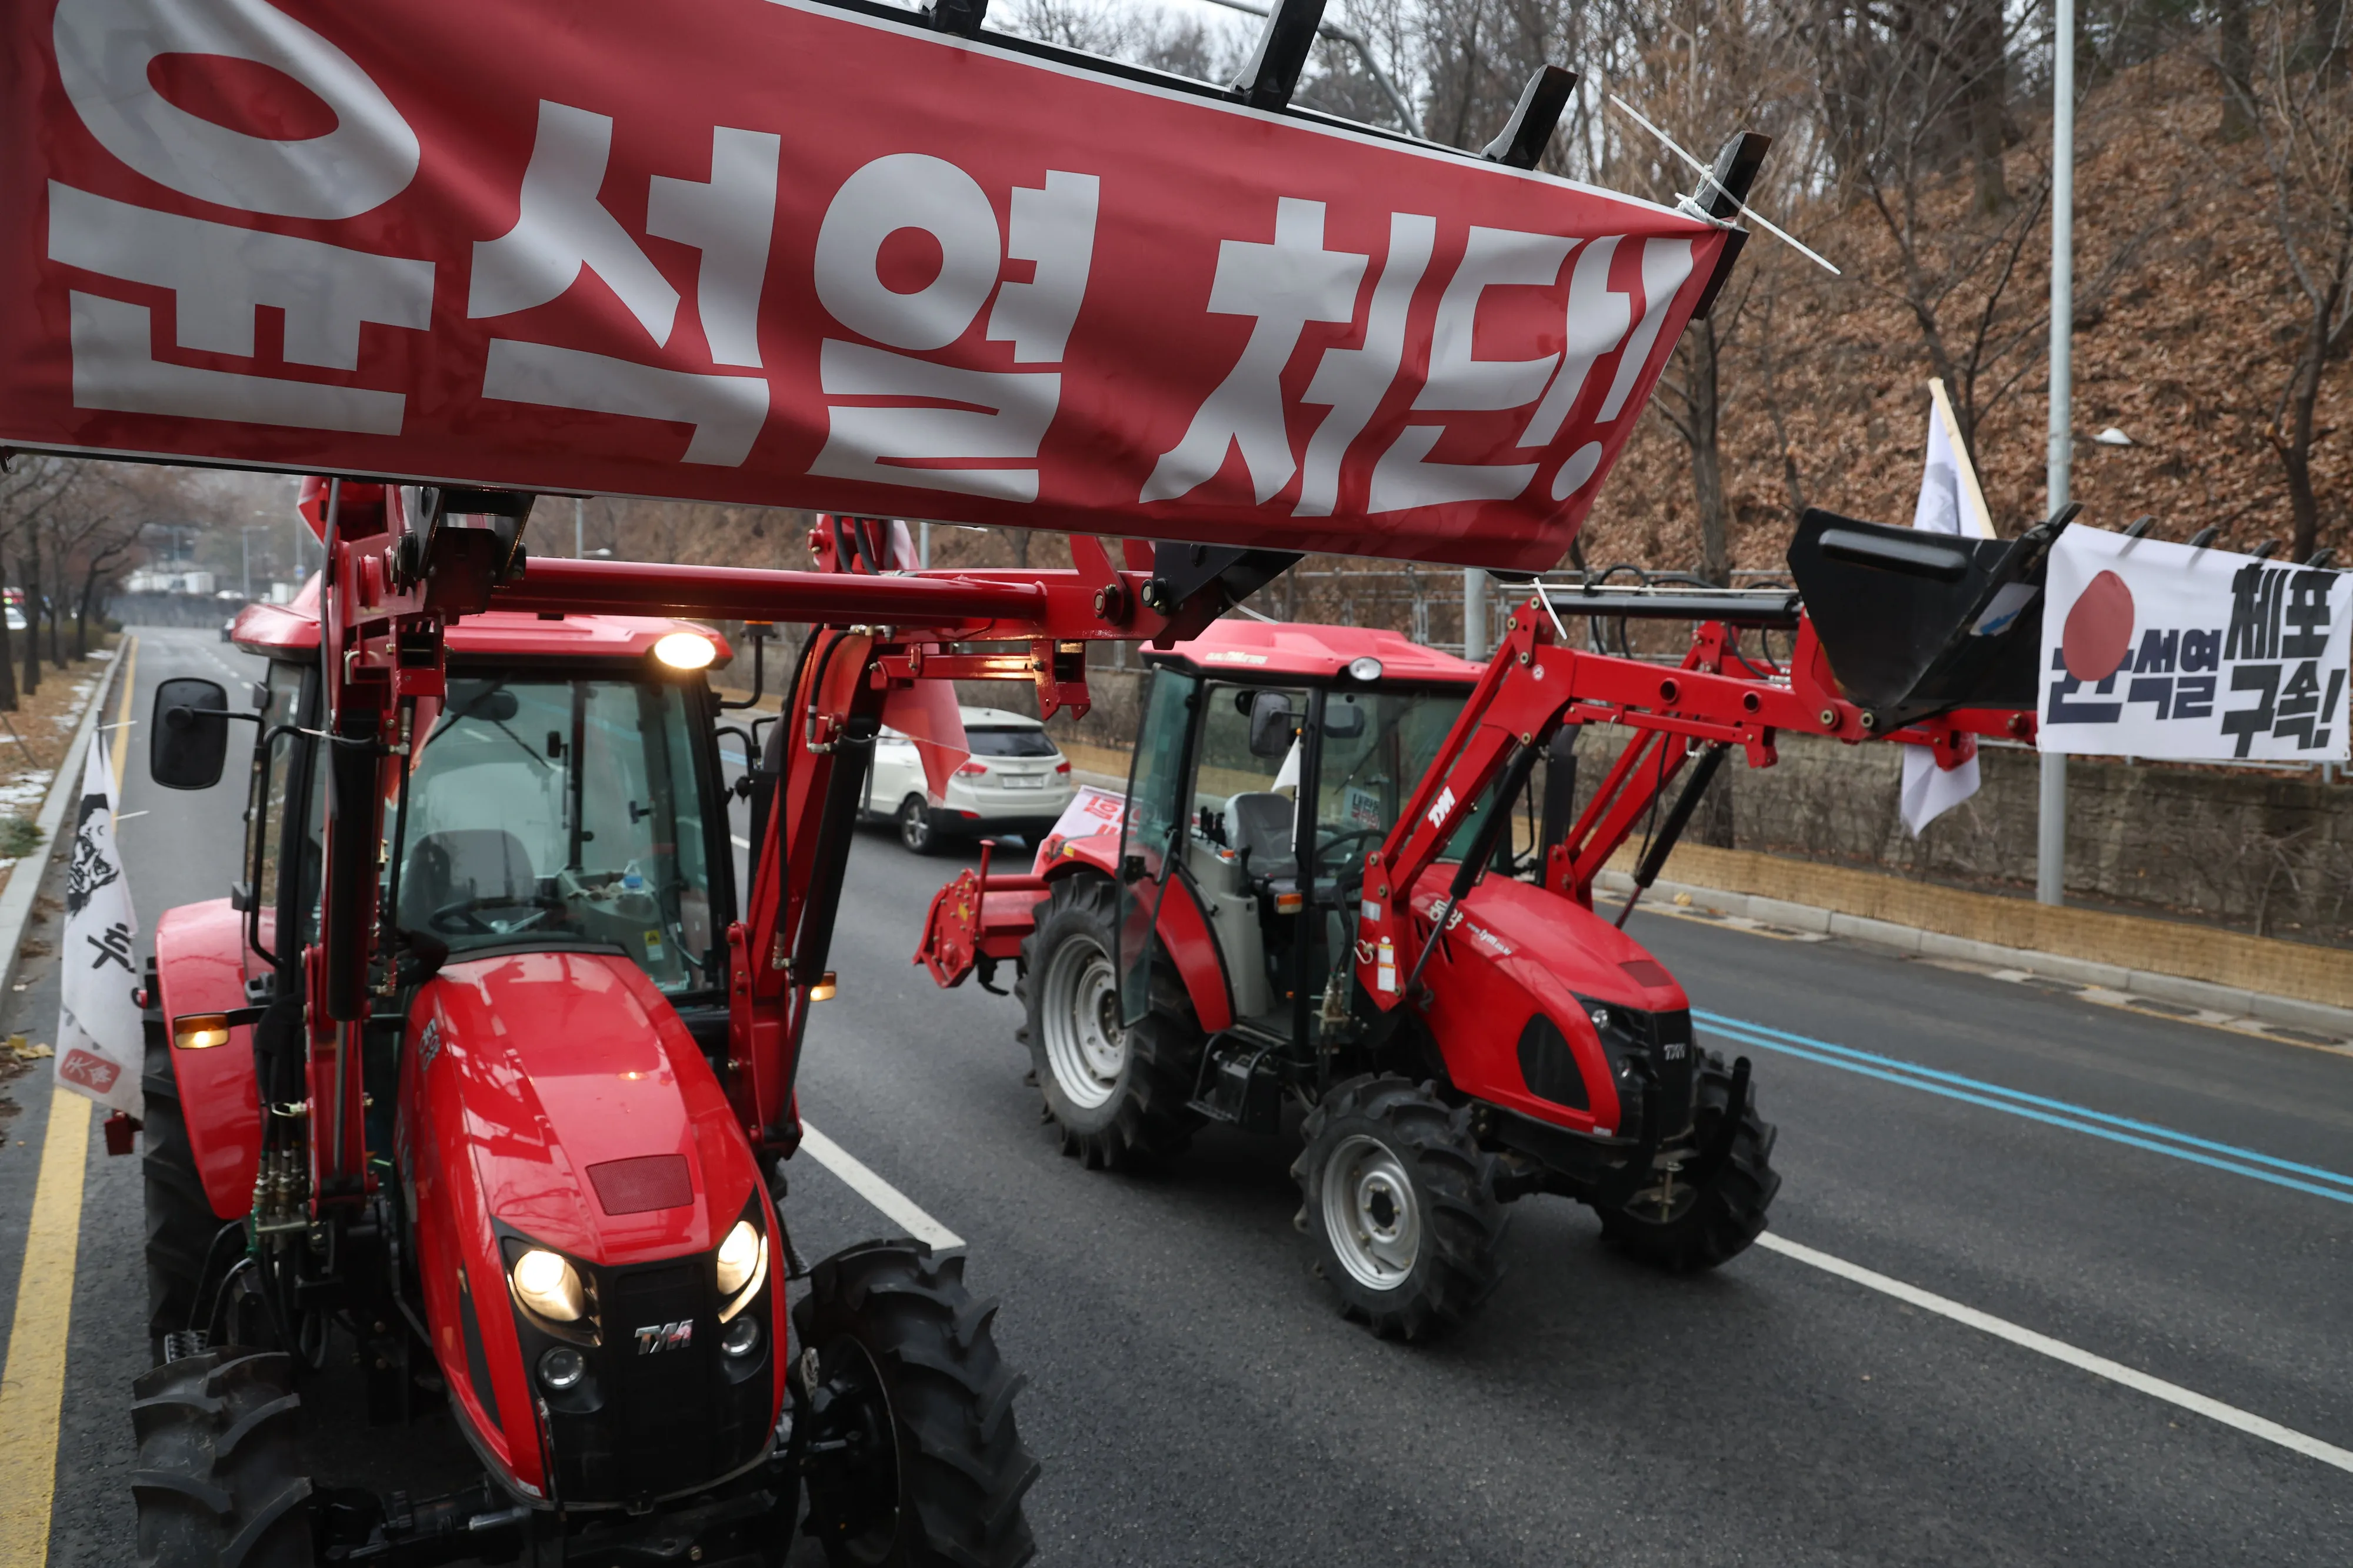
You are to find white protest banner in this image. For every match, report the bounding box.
[56,732,144,1115]
[2039,526,2349,762]
[1032,785,1129,874]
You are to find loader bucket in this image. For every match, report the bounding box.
[1785,508,2069,727]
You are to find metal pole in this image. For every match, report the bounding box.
[1463,568,1486,660]
[574,496,585,560]
[241,528,251,602]
[2038,0,2074,908]
[919,519,931,570]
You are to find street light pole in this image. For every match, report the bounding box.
[2038,0,2075,908]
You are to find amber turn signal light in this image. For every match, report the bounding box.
[808,972,838,1002]
[173,1013,231,1050]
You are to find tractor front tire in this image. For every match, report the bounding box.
[792,1240,1038,1568]
[1017,874,1202,1170]
[1595,1051,1781,1271]
[1294,1076,1507,1341]
[142,978,221,1364]
[131,1346,314,1568]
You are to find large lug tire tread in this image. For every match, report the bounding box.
[1014,874,1203,1170]
[1292,1075,1508,1342]
[794,1241,1038,1568]
[143,990,220,1361]
[1595,1050,1783,1271]
[131,1346,315,1568]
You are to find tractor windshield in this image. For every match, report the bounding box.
[389,674,717,991]
[1310,686,1479,884]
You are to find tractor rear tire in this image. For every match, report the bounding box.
[792,1240,1038,1568]
[1595,1050,1781,1271]
[131,1346,315,1568]
[1294,1076,1507,1341]
[1017,874,1203,1170]
[143,980,221,1364]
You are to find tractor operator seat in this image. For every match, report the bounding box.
[401,828,538,930]
[1227,792,1297,881]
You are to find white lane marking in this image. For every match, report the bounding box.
[732,836,752,850]
[798,1124,965,1252]
[1757,1233,2353,1474]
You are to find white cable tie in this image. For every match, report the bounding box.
[1608,95,1841,277]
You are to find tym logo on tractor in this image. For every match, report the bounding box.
[0,0,2068,1559]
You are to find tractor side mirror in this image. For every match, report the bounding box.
[151,678,232,791]
[1246,691,1295,759]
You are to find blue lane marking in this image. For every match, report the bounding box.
[1694,1010,2353,1207]
[1694,1009,2353,1187]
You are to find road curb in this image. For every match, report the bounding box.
[0,646,128,1003]
[1598,868,2353,1039]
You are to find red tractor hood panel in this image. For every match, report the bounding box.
[1436,873,1692,1014]
[416,950,756,1265]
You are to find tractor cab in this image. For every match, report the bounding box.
[1117,622,1485,1043]
[172,581,742,1060]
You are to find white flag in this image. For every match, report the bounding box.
[55,732,142,1116]
[1900,381,1993,836]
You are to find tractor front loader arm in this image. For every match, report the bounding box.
[1355,588,2045,1014]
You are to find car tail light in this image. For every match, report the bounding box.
[955,760,988,777]
[1054,759,1071,774]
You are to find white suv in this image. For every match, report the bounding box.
[862,705,1074,853]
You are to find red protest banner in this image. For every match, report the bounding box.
[1,0,1731,570]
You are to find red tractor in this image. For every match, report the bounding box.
[131,488,1188,1568]
[918,508,2067,1339]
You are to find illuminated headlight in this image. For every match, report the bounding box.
[653,630,716,670]
[511,1248,585,1322]
[716,1218,768,1322]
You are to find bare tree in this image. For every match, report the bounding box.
[2226,4,2353,561]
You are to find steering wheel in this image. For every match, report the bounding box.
[1311,827,1384,875]
[429,893,566,936]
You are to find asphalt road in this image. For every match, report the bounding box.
[1,625,2346,1566]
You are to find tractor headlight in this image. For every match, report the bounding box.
[511,1247,586,1322]
[716,1217,768,1322]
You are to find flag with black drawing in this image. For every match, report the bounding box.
[1899,379,1994,835]
[55,729,141,1116]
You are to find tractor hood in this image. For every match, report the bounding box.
[1432,873,1693,1015]
[411,950,758,1265]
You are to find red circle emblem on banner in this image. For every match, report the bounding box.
[2062,569,2136,682]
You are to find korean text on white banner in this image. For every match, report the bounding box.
[55,730,143,1115]
[2038,526,2349,762]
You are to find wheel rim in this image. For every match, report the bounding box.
[899,800,928,849]
[1039,933,1125,1110]
[1319,1133,1420,1291]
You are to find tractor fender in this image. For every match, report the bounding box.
[399,948,784,1506]
[1408,874,1689,1137]
[1049,835,1234,1031]
[149,899,261,1220]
